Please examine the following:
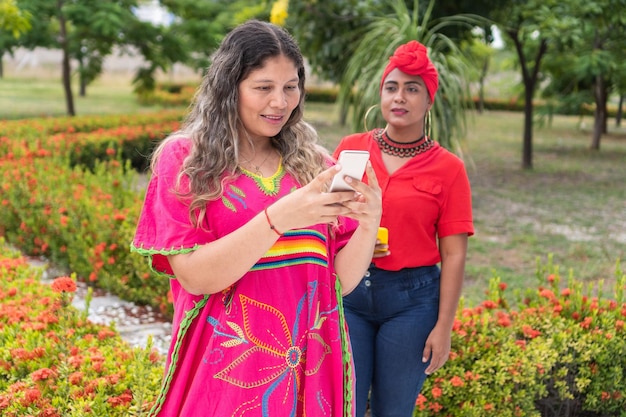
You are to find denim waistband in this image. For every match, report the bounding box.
[365,264,440,285]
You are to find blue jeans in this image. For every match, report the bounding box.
[343,265,440,417]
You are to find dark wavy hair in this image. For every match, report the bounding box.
[152,20,328,226]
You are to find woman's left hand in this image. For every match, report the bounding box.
[422,324,452,375]
[333,161,383,294]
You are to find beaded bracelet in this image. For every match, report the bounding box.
[264,207,283,236]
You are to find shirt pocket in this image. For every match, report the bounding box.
[412,178,442,195]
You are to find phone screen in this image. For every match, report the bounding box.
[328,150,370,192]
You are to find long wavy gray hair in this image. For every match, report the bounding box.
[151,20,328,226]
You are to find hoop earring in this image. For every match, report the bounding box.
[425,110,432,138]
[363,104,379,132]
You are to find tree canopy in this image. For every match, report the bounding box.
[2,0,624,163]
[0,0,31,38]
[335,0,484,150]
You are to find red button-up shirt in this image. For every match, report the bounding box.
[333,131,474,271]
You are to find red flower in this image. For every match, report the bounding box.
[497,311,512,327]
[521,324,541,339]
[429,402,443,412]
[51,276,77,293]
[21,388,41,406]
[107,389,133,407]
[32,367,57,381]
[580,317,593,329]
[539,289,555,300]
[97,328,116,340]
[415,393,427,410]
[69,371,84,385]
[450,375,465,387]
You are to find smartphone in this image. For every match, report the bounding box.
[328,150,370,192]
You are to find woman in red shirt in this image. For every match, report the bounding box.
[333,40,474,417]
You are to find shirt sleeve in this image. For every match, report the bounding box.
[437,162,474,238]
[333,216,359,253]
[131,137,217,275]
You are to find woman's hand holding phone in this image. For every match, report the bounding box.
[328,150,370,192]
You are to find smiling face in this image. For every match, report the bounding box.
[380,68,432,139]
[237,54,301,142]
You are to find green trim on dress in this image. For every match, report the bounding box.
[239,157,285,196]
[335,275,354,417]
[148,294,210,417]
[130,243,201,279]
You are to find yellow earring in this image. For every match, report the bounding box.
[364,104,379,132]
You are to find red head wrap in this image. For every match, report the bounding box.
[380,40,439,103]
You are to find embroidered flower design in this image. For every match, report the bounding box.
[212,288,333,414]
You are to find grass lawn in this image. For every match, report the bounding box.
[304,103,626,303]
[0,75,171,119]
[2,76,625,305]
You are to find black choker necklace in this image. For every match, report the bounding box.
[375,129,434,158]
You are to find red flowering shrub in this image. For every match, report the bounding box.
[0,113,173,316]
[0,241,164,416]
[414,259,626,417]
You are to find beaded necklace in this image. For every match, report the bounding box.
[375,128,434,158]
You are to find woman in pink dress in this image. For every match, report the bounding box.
[131,20,382,417]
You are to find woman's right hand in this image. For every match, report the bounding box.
[266,165,360,232]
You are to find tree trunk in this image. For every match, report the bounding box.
[339,105,347,127]
[616,94,624,127]
[58,0,75,116]
[77,57,87,97]
[522,84,534,170]
[509,31,547,170]
[478,57,489,114]
[80,77,86,97]
[0,53,3,78]
[590,74,606,150]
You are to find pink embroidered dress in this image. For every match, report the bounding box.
[131,137,356,417]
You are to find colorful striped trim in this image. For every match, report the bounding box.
[251,229,328,271]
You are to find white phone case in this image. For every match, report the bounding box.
[329,150,370,192]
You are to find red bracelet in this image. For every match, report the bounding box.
[264,207,283,236]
